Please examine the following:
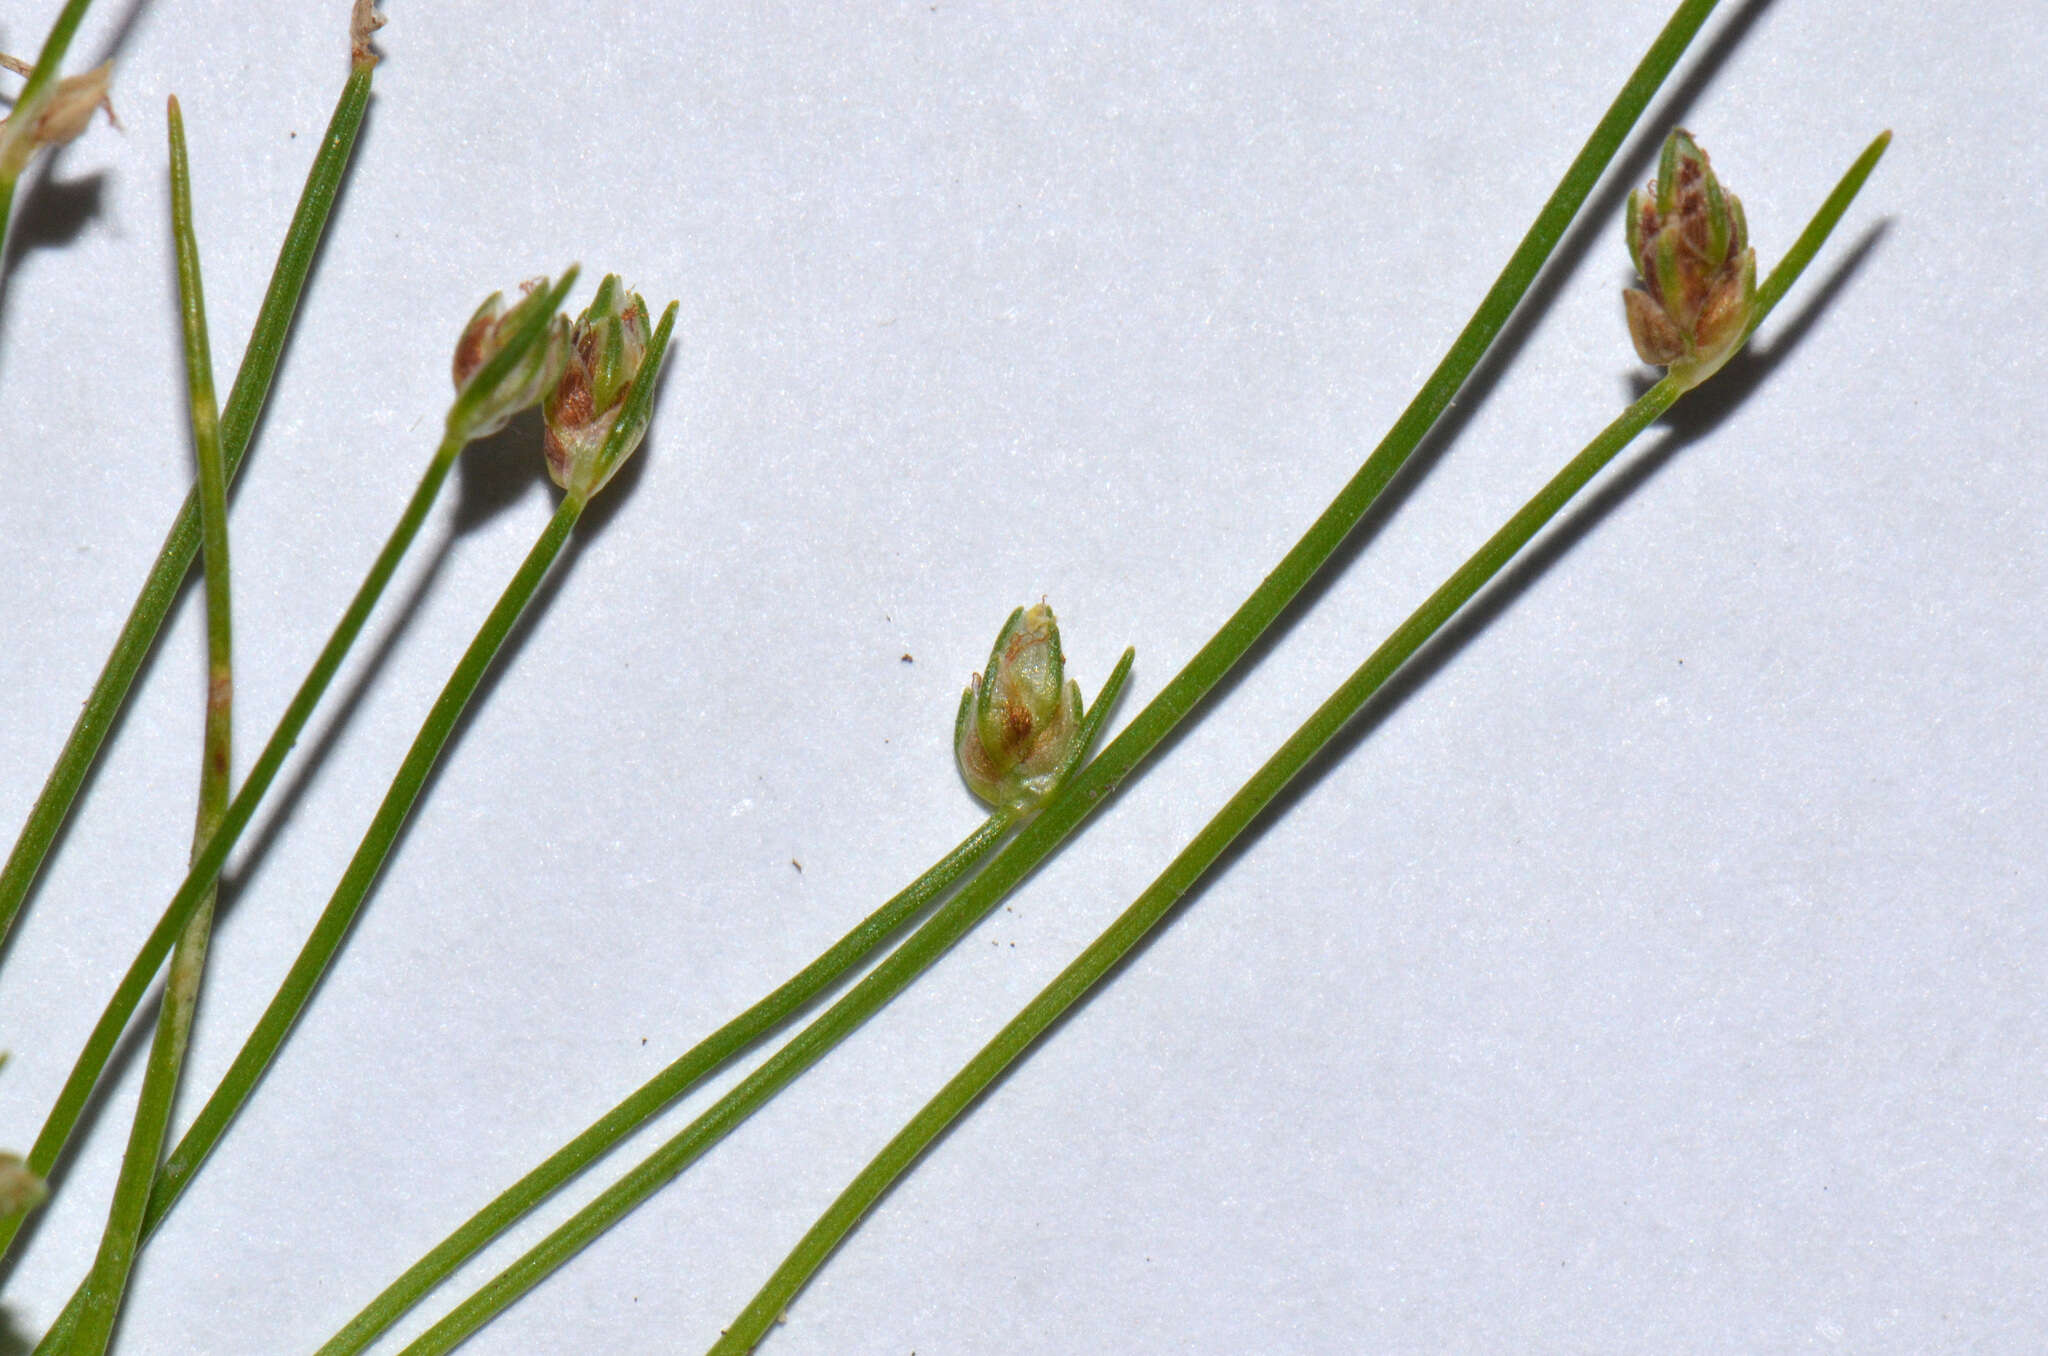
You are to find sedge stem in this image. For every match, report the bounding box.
[314,810,1018,1356]
[318,631,1127,1353]
[153,284,663,1253]
[320,632,1129,1355]
[148,276,656,1244]
[359,3,1729,1344]
[0,266,578,1266]
[143,490,586,1234]
[0,55,376,955]
[386,651,1135,1356]
[50,93,235,1356]
[708,129,1894,1354]
[0,428,460,1265]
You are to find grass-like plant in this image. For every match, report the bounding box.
[325,1,1741,1347]
[0,6,377,952]
[0,1,1898,1350]
[709,125,1891,1354]
[0,263,579,1269]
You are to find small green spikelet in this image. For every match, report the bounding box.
[1623,128,1757,390]
[542,275,656,498]
[450,276,571,440]
[955,604,1086,813]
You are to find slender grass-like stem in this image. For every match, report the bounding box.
[0,0,98,258]
[0,426,462,1266]
[317,620,1127,1353]
[171,113,237,865]
[0,53,377,954]
[148,490,586,1220]
[137,301,671,1242]
[314,817,1028,1356]
[360,5,1726,1346]
[386,650,1131,1356]
[0,271,576,1267]
[709,130,1894,1355]
[45,94,237,1356]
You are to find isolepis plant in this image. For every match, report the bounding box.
[0,1,1887,1350]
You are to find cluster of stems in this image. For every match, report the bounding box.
[2,8,687,1350]
[0,0,382,1296]
[346,0,1743,1348]
[0,0,1888,1351]
[0,7,376,949]
[711,126,1890,1354]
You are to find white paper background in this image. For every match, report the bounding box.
[1,0,2042,1351]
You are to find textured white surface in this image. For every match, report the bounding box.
[0,0,2042,1351]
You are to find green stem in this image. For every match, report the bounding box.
[0,429,458,1267]
[710,129,1894,1355]
[0,265,577,1266]
[173,111,235,778]
[320,631,1128,1355]
[48,94,236,1356]
[375,6,1729,1346]
[142,271,628,1240]
[140,492,588,1238]
[0,56,376,954]
[0,0,98,256]
[388,651,1133,1356]
[315,810,1020,1356]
